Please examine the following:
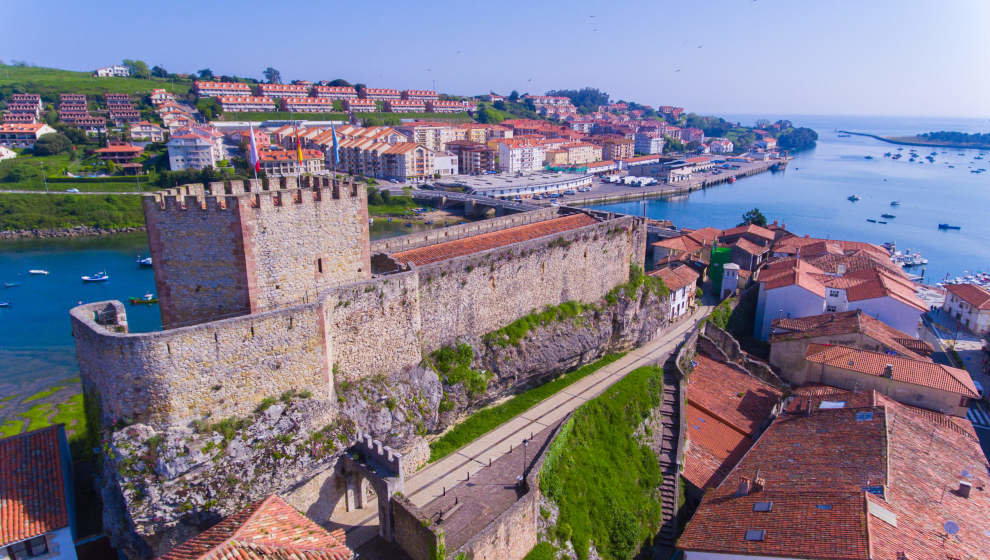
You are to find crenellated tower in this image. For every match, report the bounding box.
[144,176,371,329]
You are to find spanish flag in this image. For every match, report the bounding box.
[296,125,303,163]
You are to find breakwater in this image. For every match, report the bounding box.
[838,130,990,151]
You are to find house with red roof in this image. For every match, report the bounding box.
[678,387,990,560]
[797,344,979,416]
[1,426,77,560]
[157,495,351,560]
[651,265,700,320]
[769,310,933,373]
[941,283,990,335]
[0,123,56,148]
[650,227,721,269]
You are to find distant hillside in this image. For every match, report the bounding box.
[0,64,192,103]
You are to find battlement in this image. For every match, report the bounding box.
[147,176,362,212]
[352,432,404,482]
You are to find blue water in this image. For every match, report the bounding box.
[589,114,990,285]
[0,221,444,392]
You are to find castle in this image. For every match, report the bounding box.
[71,175,646,429]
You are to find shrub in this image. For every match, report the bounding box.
[33,133,72,155]
[427,344,491,399]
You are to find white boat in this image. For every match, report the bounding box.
[136,256,153,267]
[81,271,110,283]
[28,269,49,275]
[0,302,9,308]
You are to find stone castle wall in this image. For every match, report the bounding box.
[146,177,370,329]
[369,206,560,254]
[71,300,332,427]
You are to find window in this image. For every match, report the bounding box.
[826,305,837,312]
[744,529,766,541]
[317,258,323,274]
[829,289,840,297]
[6,535,49,558]
[753,501,773,512]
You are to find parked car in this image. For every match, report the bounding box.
[66,188,80,193]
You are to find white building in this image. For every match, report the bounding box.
[652,266,700,320]
[217,96,276,113]
[942,283,990,335]
[0,123,56,148]
[497,141,546,173]
[167,126,224,170]
[0,426,78,560]
[0,145,16,161]
[709,138,734,154]
[634,132,664,155]
[93,64,130,77]
[433,152,458,177]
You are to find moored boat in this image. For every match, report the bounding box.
[881,213,896,219]
[938,224,961,230]
[847,194,861,202]
[4,281,20,288]
[81,271,110,282]
[0,302,9,308]
[29,269,49,275]
[129,293,158,305]
[136,256,153,267]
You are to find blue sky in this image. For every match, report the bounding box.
[3,0,989,118]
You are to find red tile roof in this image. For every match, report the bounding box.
[720,223,775,242]
[158,495,352,560]
[945,283,990,310]
[650,265,699,292]
[683,355,782,489]
[804,344,978,398]
[730,237,768,256]
[392,214,598,266]
[0,426,70,547]
[771,310,932,360]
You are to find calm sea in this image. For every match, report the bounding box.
[2,114,989,391]
[0,220,439,392]
[588,114,990,285]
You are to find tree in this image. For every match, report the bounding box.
[197,68,214,80]
[777,127,819,152]
[122,59,150,79]
[354,83,367,91]
[33,133,72,155]
[327,78,351,87]
[545,87,610,112]
[196,97,221,120]
[739,208,768,228]
[663,134,685,152]
[263,67,282,84]
[755,118,771,129]
[493,100,507,111]
[332,100,344,112]
[476,106,503,124]
[151,65,168,78]
[508,90,520,102]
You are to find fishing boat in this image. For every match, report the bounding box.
[28,269,49,275]
[4,281,20,288]
[938,224,961,230]
[881,213,896,219]
[129,293,158,305]
[847,194,861,202]
[890,201,900,206]
[81,271,110,282]
[136,256,153,267]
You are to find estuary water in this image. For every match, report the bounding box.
[588,114,990,285]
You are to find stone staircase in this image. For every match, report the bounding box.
[653,357,684,556]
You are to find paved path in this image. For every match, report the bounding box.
[334,306,708,550]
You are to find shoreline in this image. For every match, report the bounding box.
[0,225,146,241]
[838,130,990,150]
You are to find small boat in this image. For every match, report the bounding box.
[848,194,861,202]
[0,302,9,308]
[878,221,887,224]
[129,293,158,305]
[28,269,49,275]
[368,218,374,225]
[864,155,873,160]
[938,224,961,230]
[136,256,153,267]
[881,213,896,219]
[890,201,900,206]
[4,282,20,288]
[867,218,878,223]
[729,176,736,183]
[81,271,110,282]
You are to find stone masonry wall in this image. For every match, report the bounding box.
[71,300,331,427]
[417,215,643,350]
[370,207,560,254]
[392,494,441,560]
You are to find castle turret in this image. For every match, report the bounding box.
[145,176,371,328]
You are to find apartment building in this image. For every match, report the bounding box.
[343,98,376,112]
[1,112,35,124]
[59,94,86,106]
[74,116,107,135]
[358,87,401,101]
[313,85,358,99]
[166,126,224,170]
[0,123,56,148]
[130,121,167,142]
[426,100,473,113]
[708,138,734,153]
[561,142,602,164]
[94,64,129,77]
[634,132,665,155]
[544,149,567,166]
[496,140,546,173]
[282,97,336,113]
[218,96,276,112]
[682,127,705,143]
[385,99,426,113]
[94,143,144,164]
[942,283,990,335]
[195,81,253,97]
[258,83,311,98]
[401,89,439,102]
[383,142,433,180]
[258,148,326,176]
[442,140,496,175]
[105,93,131,105]
[596,136,635,161]
[150,89,176,106]
[396,122,457,152]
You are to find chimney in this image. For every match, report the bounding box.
[882,364,894,378]
[753,470,765,492]
[736,477,752,497]
[959,480,973,498]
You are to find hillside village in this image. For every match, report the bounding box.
[0,62,989,560]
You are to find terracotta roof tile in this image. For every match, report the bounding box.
[720,223,775,241]
[158,495,352,560]
[392,214,598,266]
[650,266,699,292]
[771,310,932,360]
[804,344,978,398]
[945,283,990,310]
[0,426,70,547]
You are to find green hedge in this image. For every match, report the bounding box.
[0,193,144,231]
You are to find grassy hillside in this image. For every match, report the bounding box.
[540,364,666,560]
[0,193,144,231]
[0,64,191,103]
